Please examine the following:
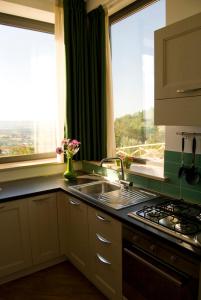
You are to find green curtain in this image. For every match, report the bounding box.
[88,6,107,161]
[63,1,107,160]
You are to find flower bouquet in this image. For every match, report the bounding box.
[56,138,81,180]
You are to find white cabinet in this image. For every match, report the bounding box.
[28,193,60,265]
[154,12,201,125]
[0,199,32,278]
[57,191,69,256]
[67,195,89,278]
[88,207,122,300]
[58,192,122,299]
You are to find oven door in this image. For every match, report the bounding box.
[123,244,197,300]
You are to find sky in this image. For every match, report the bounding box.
[0,25,57,121]
[111,0,166,119]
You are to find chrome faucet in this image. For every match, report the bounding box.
[100,157,125,181]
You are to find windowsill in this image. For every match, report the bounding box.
[127,163,166,181]
[0,158,62,171]
[86,161,167,182]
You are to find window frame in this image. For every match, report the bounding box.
[109,0,165,165]
[0,13,56,164]
[109,0,158,25]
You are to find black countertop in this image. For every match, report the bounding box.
[0,174,201,258]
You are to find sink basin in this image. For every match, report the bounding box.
[70,181,157,210]
[72,181,121,195]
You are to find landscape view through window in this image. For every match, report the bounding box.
[0,24,57,159]
[111,0,166,165]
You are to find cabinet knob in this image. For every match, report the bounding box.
[69,199,80,206]
[96,233,111,244]
[176,87,201,93]
[96,213,110,222]
[96,253,111,265]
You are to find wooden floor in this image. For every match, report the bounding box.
[0,261,107,300]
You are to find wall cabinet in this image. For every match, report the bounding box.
[154,12,201,125]
[0,199,32,278]
[28,193,60,265]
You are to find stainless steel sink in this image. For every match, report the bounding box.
[70,181,157,210]
[72,181,121,195]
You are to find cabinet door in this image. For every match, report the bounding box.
[67,195,89,277]
[28,193,60,265]
[155,12,201,101]
[0,200,32,277]
[57,192,69,256]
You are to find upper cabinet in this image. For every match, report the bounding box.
[154,12,201,126]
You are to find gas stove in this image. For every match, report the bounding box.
[128,198,201,248]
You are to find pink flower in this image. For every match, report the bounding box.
[56,138,80,158]
[71,139,81,146]
[56,147,63,155]
[62,138,71,145]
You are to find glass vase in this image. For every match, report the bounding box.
[63,157,76,181]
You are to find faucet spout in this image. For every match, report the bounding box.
[100,157,124,181]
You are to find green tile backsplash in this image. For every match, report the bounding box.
[83,151,201,203]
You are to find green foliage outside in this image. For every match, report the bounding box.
[0,146,34,157]
[115,109,165,160]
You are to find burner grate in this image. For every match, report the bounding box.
[135,199,201,236]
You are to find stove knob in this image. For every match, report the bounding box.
[150,244,156,252]
[170,255,177,263]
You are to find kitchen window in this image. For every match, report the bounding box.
[110,0,165,167]
[0,13,57,163]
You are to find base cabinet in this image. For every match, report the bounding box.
[88,207,122,300]
[58,193,89,277]
[0,192,60,280]
[58,193,123,299]
[0,199,32,278]
[28,193,60,265]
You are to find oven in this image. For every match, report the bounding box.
[123,225,199,300]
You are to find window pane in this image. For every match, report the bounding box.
[0,25,57,158]
[111,0,165,165]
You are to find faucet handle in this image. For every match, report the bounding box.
[119,180,133,187]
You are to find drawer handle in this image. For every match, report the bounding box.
[96,233,111,244]
[96,213,110,222]
[176,87,201,93]
[69,199,80,206]
[96,253,111,265]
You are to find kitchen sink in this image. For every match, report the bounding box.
[70,181,157,210]
[72,181,121,195]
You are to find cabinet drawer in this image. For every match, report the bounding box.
[88,207,121,244]
[92,251,122,300]
[93,234,121,266]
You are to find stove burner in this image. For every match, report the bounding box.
[137,207,168,223]
[134,199,201,238]
[175,222,199,235]
[157,200,201,217]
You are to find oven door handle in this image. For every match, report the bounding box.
[124,248,183,287]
